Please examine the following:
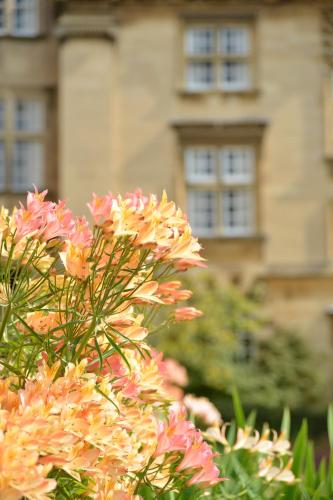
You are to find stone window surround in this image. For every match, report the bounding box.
[179,13,257,95]
[172,118,267,241]
[0,90,48,194]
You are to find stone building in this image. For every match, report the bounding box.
[1,0,333,353]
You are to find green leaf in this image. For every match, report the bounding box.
[318,458,327,487]
[328,404,333,450]
[328,451,333,494]
[231,385,245,428]
[246,409,257,429]
[311,484,325,500]
[288,419,309,500]
[292,419,308,476]
[227,420,237,446]
[281,407,291,440]
[304,441,316,489]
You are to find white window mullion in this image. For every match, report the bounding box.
[12,0,39,37]
[15,99,44,132]
[185,26,215,90]
[10,96,45,192]
[220,61,250,91]
[185,27,215,55]
[219,27,250,56]
[185,147,216,183]
[0,0,7,35]
[0,141,5,191]
[220,146,254,184]
[0,100,4,131]
[187,190,216,237]
[186,61,214,91]
[219,25,251,91]
[222,189,254,236]
[0,98,7,191]
[12,139,43,192]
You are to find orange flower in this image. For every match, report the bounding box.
[59,240,91,279]
[157,281,192,304]
[126,280,163,305]
[174,307,203,322]
[22,311,61,336]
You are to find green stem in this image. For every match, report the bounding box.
[0,304,11,341]
[72,317,97,362]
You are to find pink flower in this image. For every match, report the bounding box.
[87,192,115,224]
[159,358,189,388]
[70,216,93,248]
[124,188,148,209]
[155,405,196,456]
[177,434,211,471]
[188,462,224,487]
[184,394,222,426]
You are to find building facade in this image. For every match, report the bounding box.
[1,0,333,353]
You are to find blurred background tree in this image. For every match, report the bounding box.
[153,272,328,429]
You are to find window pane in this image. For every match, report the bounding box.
[185,27,215,55]
[220,147,254,184]
[13,0,38,36]
[188,190,216,236]
[0,141,5,191]
[0,0,6,33]
[219,27,250,55]
[0,100,4,130]
[11,140,43,192]
[187,61,214,90]
[222,189,254,236]
[15,99,44,132]
[185,148,216,183]
[220,61,250,91]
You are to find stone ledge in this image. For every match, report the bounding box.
[170,117,268,140]
[55,14,117,40]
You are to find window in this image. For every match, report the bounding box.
[185,145,256,237]
[0,0,40,37]
[184,23,252,91]
[0,94,45,193]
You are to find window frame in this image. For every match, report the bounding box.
[182,19,255,93]
[0,90,47,194]
[183,142,258,238]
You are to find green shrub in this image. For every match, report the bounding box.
[153,271,328,413]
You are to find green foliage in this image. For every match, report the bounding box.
[154,271,327,412]
[49,469,91,499]
[231,385,246,428]
[214,392,333,500]
[281,407,291,439]
[191,391,333,499]
[153,272,262,390]
[253,329,326,410]
[328,404,333,449]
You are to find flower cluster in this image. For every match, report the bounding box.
[154,404,222,488]
[206,424,295,484]
[0,189,221,499]
[0,360,157,499]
